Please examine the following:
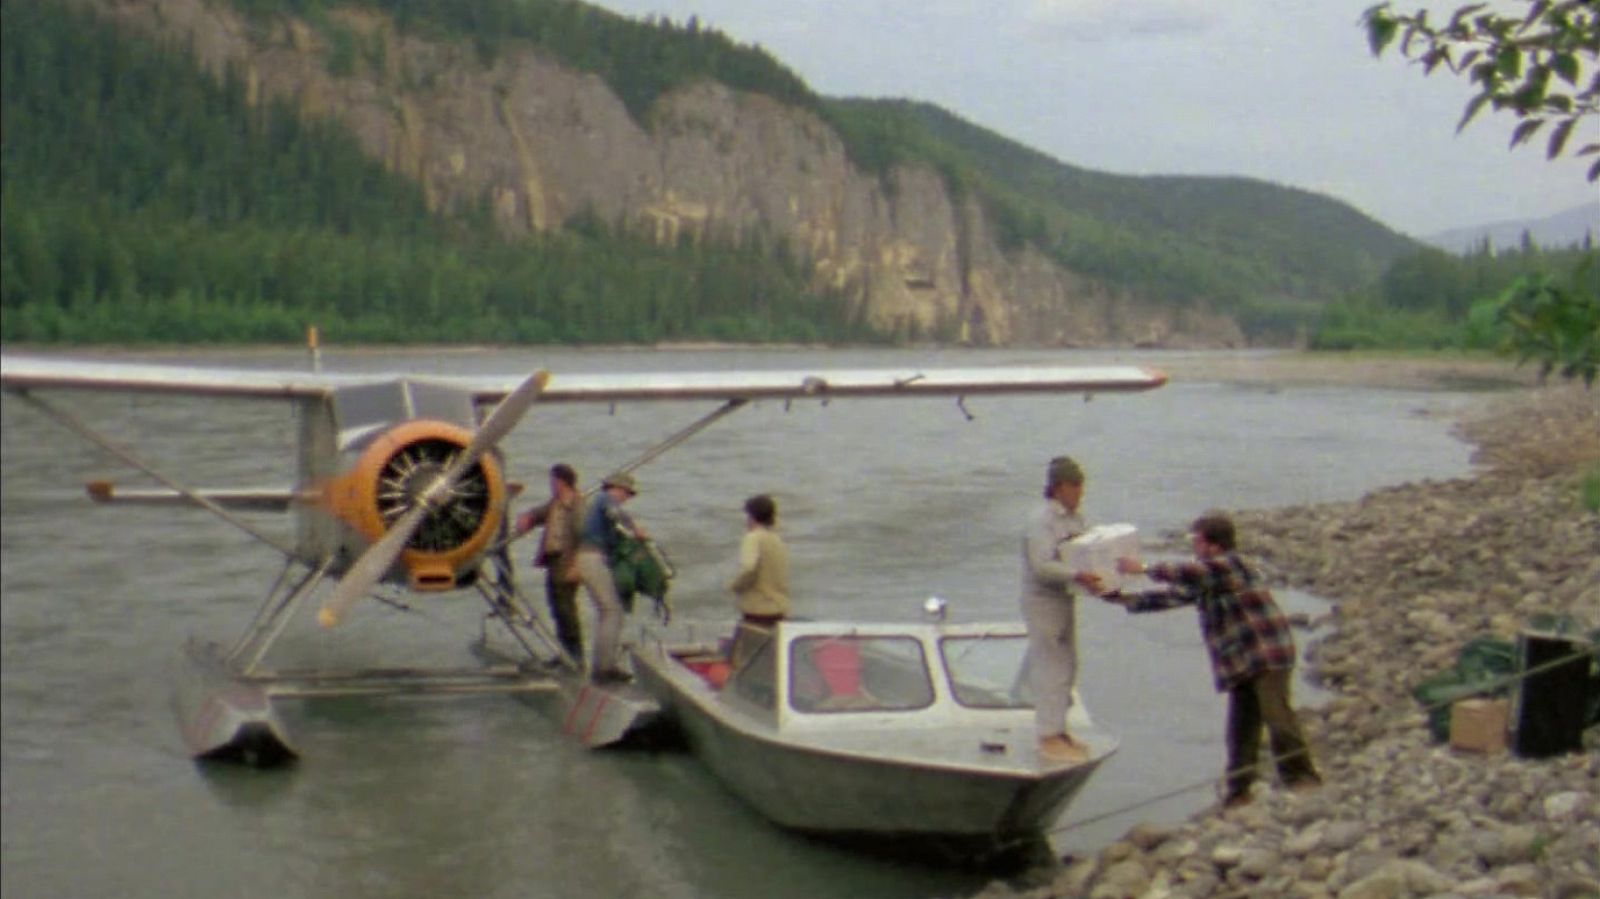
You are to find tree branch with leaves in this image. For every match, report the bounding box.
[1363,0,1600,180]
[1494,255,1600,385]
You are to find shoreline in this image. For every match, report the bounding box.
[1005,382,1599,898]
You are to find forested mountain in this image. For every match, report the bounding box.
[886,102,1406,291]
[825,99,1412,334]
[1,0,1424,346]
[1,0,870,343]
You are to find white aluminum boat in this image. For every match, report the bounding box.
[628,616,1115,859]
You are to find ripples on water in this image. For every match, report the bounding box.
[0,348,1476,899]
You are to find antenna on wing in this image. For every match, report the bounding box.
[307,325,321,373]
[317,369,551,628]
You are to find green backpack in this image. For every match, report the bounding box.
[612,534,674,621]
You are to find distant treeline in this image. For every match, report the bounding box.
[0,0,873,345]
[1312,240,1599,350]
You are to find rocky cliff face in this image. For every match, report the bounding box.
[87,0,1244,347]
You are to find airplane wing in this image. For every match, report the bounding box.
[470,365,1167,403]
[0,354,366,398]
[1,353,1166,403]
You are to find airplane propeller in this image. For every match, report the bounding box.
[317,370,551,628]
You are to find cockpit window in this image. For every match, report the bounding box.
[788,636,934,713]
[940,635,1033,709]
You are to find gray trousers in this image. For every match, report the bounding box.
[1022,590,1078,737]
[576,548,624,674]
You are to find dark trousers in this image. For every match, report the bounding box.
[542,553,583,662]
[729,613,784,671]
[1225,668,1320,798]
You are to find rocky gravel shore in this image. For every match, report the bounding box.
[985,382,1600,899]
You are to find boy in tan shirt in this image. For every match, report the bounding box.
[728,494,790,668]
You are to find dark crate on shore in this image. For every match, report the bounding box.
[1510,629,1596,759]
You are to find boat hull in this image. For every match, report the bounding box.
[631,638,1107,853]
[680,702,1101,838]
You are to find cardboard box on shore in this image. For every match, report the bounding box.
[1449,697,1509,753]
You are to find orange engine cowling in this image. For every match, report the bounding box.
[324,420,507,591]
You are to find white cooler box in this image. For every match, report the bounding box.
[1062,523,1141,592]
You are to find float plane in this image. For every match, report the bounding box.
[0,348,1166,766]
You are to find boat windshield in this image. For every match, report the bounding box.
[788,635,935,713]
[939,635,1033,709]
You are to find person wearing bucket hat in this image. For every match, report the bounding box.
[574,471,648,684]
[1021,454,1105,764]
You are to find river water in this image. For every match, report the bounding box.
[0,347,1478,899]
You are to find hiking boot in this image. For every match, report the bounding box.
[1222,791,1253,811]
[1285,776,1323,795]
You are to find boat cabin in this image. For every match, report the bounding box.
[673,620,1055,733]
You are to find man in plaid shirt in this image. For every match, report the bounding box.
[1107,511,1322,807]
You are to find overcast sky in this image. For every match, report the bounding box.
[589,0,1595,239]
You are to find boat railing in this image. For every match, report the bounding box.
[636,618,724,654]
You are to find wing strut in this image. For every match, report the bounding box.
[600,397,749,488]
[493,397,749,555]
[226,556,336,674]
[15,391,298,558]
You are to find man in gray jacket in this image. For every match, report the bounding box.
[1021,455,1103,763]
